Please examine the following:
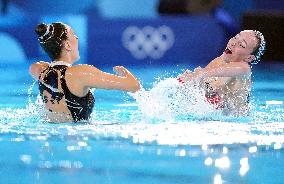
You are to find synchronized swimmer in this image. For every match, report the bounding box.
[29,22,266,122]
[177,30,265,116]
[29,22,140,122]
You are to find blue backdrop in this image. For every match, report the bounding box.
[87,15,227,67]
[0,15,227,67]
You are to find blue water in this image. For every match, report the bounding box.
[0,62,284,184]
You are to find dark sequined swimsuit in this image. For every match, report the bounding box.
[38,65,94,122]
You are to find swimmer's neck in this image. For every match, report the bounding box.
[54,55,75,65]
[221,55,247,64]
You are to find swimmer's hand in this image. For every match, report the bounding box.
[194,66,203,73]
[113,66,133,77]
[177,74,186,84]
[113,66,141,92]
[113,66,125,76]
[177,70,194,84]
[177,66,203,84]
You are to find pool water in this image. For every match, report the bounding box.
[0,62,284,184]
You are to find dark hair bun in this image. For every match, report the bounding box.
[35,23,48,37]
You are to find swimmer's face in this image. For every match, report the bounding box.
[224,31,258,63]
[64,26,80,61]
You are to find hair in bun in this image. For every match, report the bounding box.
[35,22,69,60]
[35,23,48,38]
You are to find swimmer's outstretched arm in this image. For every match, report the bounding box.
[188,62,251,81]
[67,64,141,93]
[179,62,251,83]
[177,66,203,83]
[177,56,222,83]
[29,61,49,80]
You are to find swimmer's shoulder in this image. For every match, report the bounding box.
[29,61,49,80]
[206,56,223,68]
[232,62,251,77]
[67,64,101,76]
[65,64,103,84]
[65,64,106,90]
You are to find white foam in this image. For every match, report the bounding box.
[131,78,220,121]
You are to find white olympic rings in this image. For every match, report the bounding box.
[122,25,175,60]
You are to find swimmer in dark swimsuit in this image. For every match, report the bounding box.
[177,30,266,116]
[38,64,94,122]
[29,22,141,122]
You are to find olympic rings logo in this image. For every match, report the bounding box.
[122,25,175,60]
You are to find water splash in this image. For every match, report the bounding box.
[0,75,283,147]
[130,77,284,124]
[131,78,223,121]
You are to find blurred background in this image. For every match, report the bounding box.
[0,0,283,67]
